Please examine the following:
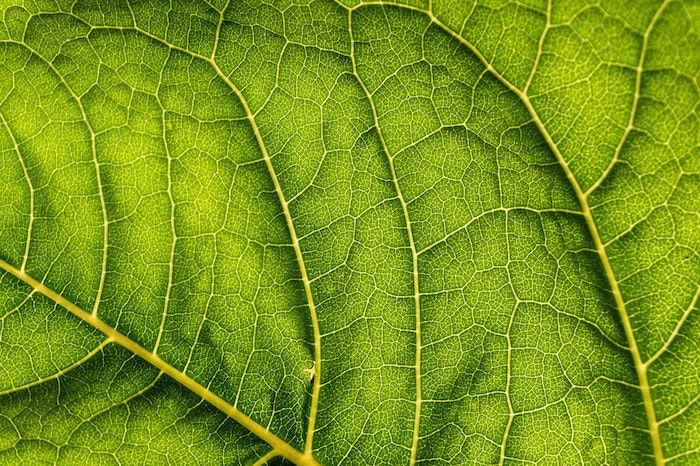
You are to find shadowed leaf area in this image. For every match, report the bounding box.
[0,0,698,464]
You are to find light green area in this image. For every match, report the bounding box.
[0,0,697,464]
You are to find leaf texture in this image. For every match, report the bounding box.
[0,0,698,464]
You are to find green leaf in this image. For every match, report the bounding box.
[0,0,697,464]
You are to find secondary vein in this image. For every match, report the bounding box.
[351,3,667,463]
[0,40,110,318]
[207,57,323,461]
[348,10,424,464]
[55,14,323,458]
[0,110,33,273]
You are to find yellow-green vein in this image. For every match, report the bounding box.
[207,58,323,461]
[0,258,315,466]
[348,9,424,464]
[350,2,667,463]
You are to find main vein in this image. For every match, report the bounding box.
[0,258,315,466]
[2,3,673,463]
[6,15,322,460]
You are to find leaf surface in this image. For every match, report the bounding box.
[0,0,698,464]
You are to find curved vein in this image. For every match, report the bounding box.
[0,258,315,466]
[349,2,667,463]
[0,40,109,319]
[207,55,322,460]
[644,286,700,368]
[347,9,424,464]
[0,109,33,272]
[520,40,665,466]
[0,339,110,396]
[253,449,280,466]
[90,11,323,456]
[585,0,671,196]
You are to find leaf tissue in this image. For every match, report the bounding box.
[0,0,698,464]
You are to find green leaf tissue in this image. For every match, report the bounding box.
[0,0,698,464]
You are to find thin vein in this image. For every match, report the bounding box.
[658,391,700,426]
[0,40,110,318]
[644,286,699,368]
[65,370,164,443]
[348,9,423,464]
[417,206,584,256]
[153,48,177,355]
[0,109,33,272]
[522,0,550,95]
[585,0,671,196]
[0,339,110,396]
[499,210,518,465]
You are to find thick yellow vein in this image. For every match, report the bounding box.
[0,258,315,466]
[348,10,424,464]
[9,18,322,462]
[253,449,280,466]
[350,2,667,463]
[207,57,323,461]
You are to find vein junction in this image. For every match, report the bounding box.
[0,0,697,464]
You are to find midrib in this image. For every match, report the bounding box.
[5,17,323,463]
[0,258,315,466]
[131,10,326,455]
